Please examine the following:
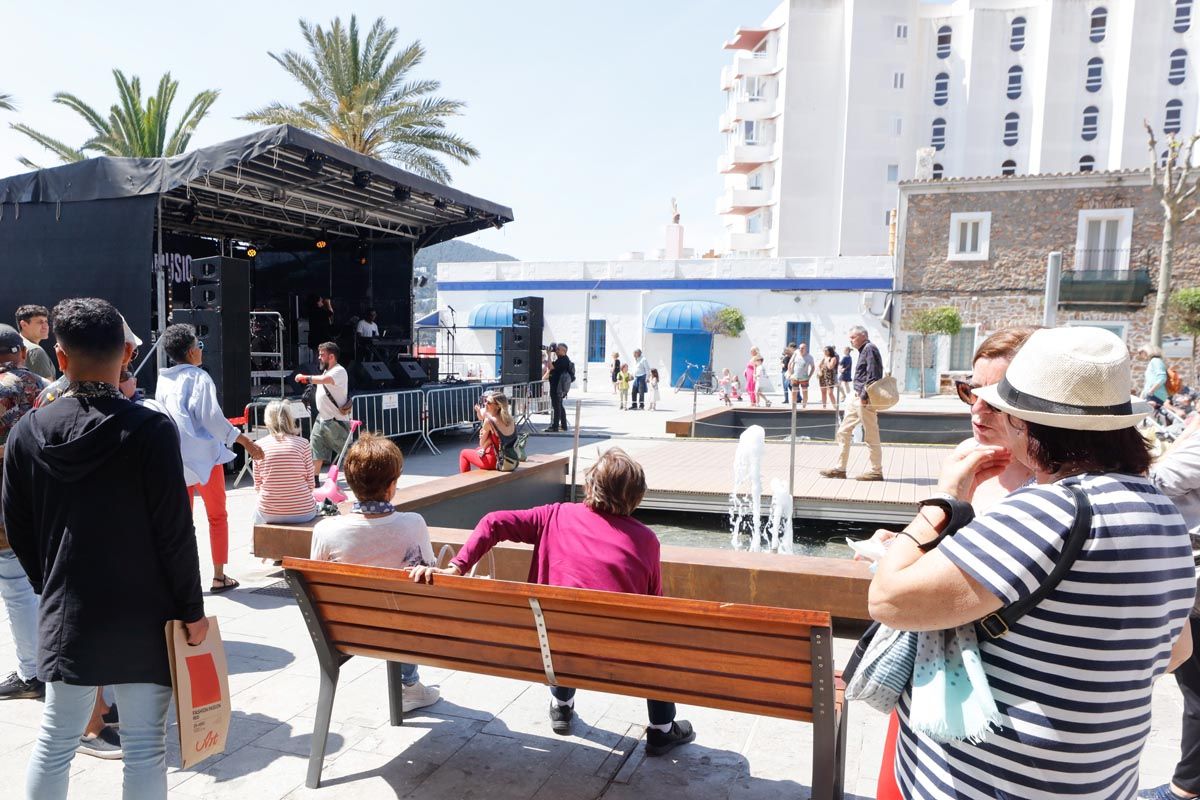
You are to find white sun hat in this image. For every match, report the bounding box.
[972,326,1150,431]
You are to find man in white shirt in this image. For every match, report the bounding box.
[295,341,351,482]
[355,310,379,339]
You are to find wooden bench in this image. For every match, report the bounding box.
[284,558,848,798]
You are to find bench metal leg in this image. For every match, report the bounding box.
[386,661,405,727]
[809,625,838,800]
[306,664,339,789]
[833,703,848,800]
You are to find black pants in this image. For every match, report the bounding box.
[631,376,647,408]
[550,391,568,430]
[551,686,675,726]
[1174,615,1200,793]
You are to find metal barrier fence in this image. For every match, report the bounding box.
[352,389,433,452]
[424,382,504,448]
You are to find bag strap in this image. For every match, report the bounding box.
[322,383,349,410]
[977,482,1091,639]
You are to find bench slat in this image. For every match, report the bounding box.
[325,622,814,710]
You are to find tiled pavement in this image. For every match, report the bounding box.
[0,397,1189,798]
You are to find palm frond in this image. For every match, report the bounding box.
[0,93,15,111]
[10,123,87,163]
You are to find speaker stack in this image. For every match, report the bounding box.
[501,296,544,384]
[173,256,251,416]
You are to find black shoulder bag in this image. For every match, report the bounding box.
[843,483,1092,683]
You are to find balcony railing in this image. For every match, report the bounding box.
[1059,262,1152,308]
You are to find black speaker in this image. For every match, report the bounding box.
[417,357,439,382]
[394,358,428,388]
[361,361,394,381]
[173,309,251,416]
[512,296,544,330]
[501,326,541,383]
[191,283,222,310]
[191,256,250,314]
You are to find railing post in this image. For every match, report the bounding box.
[1043,251,1062,328]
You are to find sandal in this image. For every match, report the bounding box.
[210,575,240,593]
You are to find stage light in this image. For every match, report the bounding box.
[305,152,326,174]
[315,232,328,250]
[393,186,411,202]
[464,206,477,219]
[352,170,372,189]
[432,199,446,210]
[246,247,258,258]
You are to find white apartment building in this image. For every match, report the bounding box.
[719,0,1200,258]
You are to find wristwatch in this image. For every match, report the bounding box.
[913,493,975,552]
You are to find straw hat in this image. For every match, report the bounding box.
[972,326,1150,431]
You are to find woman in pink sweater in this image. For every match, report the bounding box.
[411,447,695,756]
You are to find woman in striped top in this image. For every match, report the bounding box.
[253,400,318,523]
[867,327,1195,800]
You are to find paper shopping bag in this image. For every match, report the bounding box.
[165,616,231,769]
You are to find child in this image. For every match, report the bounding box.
[718,368,733,407]
[615,363,632,409]
[753,356,772,407]
[648,368,661,411]
[730,375,742,401]
[310,433,440,714]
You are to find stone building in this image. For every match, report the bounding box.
[891,169,1199,392]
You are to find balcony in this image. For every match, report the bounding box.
[1058,262,1152,310]
[720,65,736,90]
[716,188,772,215]
[732,53,776,78]
[727,230,770,251]
[717,143,774,174]
[719,99,775,132]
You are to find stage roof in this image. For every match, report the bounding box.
[0,125,514,248]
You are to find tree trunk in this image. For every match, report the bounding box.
[919,335,928,399]
[1153,211,1177,348]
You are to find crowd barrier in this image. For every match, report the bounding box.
[351,389,431,451]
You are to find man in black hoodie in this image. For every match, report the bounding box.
[3,298,206,800]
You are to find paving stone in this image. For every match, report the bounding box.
[171,744,310,799]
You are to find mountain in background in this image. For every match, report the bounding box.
[413,239,518,315]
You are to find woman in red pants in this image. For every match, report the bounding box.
[459,392,516,472]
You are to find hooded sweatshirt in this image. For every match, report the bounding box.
[3,394,203,686]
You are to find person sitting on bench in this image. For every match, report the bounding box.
[410,447,696,755]
[311,433,440,714]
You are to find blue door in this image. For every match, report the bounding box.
[671,333,712,388]
[905,334,939,394]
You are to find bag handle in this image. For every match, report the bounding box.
[977,482,1091,639]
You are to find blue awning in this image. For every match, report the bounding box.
[467,301,513,328]
[644,300,728,333]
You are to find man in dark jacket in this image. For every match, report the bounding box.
[4,298,206,800]
[546,343,573,433]
[820,325,885,481]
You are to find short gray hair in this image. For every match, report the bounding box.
[264,399,298,436]
[849,325,868,337]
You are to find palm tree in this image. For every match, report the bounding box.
[0,93,14,111]
[242,15,479,183]
[11,70,218,168]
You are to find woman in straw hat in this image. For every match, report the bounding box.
[865,326,1195,800]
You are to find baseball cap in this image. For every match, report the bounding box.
[119,314,143,348]
[0,324,23,354]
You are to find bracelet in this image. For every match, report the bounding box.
[896,530,930,550]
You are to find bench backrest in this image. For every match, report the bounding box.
[284,557,836,724]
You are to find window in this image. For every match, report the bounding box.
[1074,208,1133,272]
[1003,112,1019,146]
[1178,0,1193,33]
[932,117,947,150]
[747,170,764,190]
[933,72,950,105]
[885,210,894,226]
[587,320,606,363]
[1007,65,1023,98]
[742,119,760,145]
[892,116,904,136]
[1086,57,1103,92]
[896,23,909,40]
[1090,7,1107,42]
[1079,154,1096,172]
[744,76,766,101]
[937,26,952,59]
[1170,49,1188,85]
[948,325,979,371]
[1011,17,1027,51]
[932,162,944,179]
[747,212,764,233]
[785,322,811,351]
[1166,99,1184,133]
[1081,105,1099,140]
[885,164,899,183]
[948,212,991,260]
[893,71,905,89]
[1001,159,1017,175]
[1066,319,1128,341]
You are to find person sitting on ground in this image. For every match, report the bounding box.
[411,447,696,755]
[254,400,319,524]
[310,433,440,714]
[157,323,264,593]
[616,364,632,410]
[459,391,517,473]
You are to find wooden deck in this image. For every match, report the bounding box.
[573,439,946,523]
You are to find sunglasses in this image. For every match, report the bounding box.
[954,379,977,405]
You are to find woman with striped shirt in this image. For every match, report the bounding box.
[253,400,318,524]
[867,327,1195,800]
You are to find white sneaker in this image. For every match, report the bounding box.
[401,681,441,713]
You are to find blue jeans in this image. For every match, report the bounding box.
[631,376,647,408]
[400,662,419,686]
[254,507,318,525]
[0,549,38,681]
[27,681,172,800]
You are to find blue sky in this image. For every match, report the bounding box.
[0,1,942,261]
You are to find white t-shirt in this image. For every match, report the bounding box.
[356,320,379,338]
[310,511,435,570]
[315,364,350,421]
